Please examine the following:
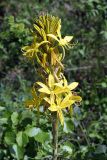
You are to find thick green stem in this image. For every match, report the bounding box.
[52,112,58,160]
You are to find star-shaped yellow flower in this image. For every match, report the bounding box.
[36,74,55,94]
[22,37,49,60]
[44,95,75,125]
[54,76,79,94]
[37,74,56,104]
[47,23,73,59]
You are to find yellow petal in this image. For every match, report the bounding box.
[64,36,73,42]
[68,82,78,90]
[60,95,75,109]
[58,110,64,125]
[54,83,63,88]
[48,74,55,88]
[71,95,82,102]
[37,82,48,88]
[44,97,51,104]
[48,104,58,111]
[37,82,50,94]
[47,34,59,42]
[50,93,55,104]
[38,88,50,94]
[54,87,69,94]
[56,96,62,105]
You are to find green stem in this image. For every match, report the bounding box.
[52,112,58,160]
[79,122,90,147]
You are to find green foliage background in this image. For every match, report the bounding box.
[0,0,107,159]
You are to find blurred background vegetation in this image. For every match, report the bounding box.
[0,0,107,159]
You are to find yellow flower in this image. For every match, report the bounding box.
[37,74,81,98]
[45,95,75,125]
[47,34,73,48]
[24,87,43,109]
[54,76,79,94]
[22,37,49,60]
[36,74,55,94]
[47,23,73,58]
[44,91,82,125]
[36,74,56,104]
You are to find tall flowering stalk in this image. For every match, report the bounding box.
[22,14,82,160]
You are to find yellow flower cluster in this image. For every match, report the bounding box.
[22,14,82,125]
[37,74,82,125]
